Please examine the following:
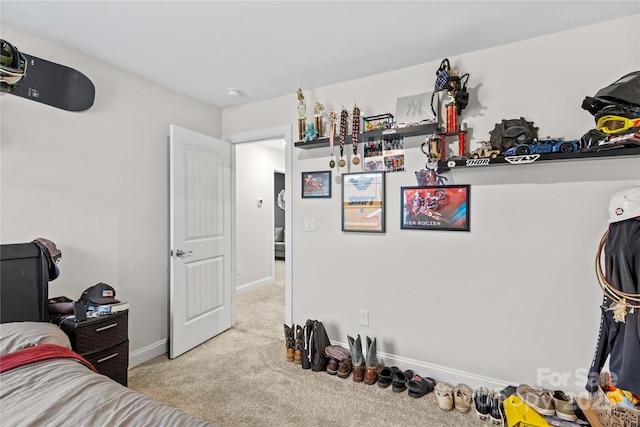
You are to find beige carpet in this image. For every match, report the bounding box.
[129,261,485,426]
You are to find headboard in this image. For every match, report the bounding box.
[0,243,50,323]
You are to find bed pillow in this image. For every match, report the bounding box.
[0,322,71,356]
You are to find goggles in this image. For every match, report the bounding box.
[596,115,640,134]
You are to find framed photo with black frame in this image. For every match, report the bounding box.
[302,170,332,198]
[341,171,385,233]
[400,185,470,231]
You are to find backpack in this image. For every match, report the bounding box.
[301,319,331,372]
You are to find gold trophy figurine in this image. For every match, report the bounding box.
[314,99,325,138]
[297,87,307,141]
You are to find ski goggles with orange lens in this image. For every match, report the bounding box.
[596,115,640,134]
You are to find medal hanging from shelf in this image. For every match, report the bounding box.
[328,109,337,168]
[339,107,348,167]
[352,104,361,165]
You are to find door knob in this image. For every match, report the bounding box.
[175,249,192,257]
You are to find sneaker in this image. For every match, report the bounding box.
[552,390,577,421]
[435,382,454,411]
[489,391,505,426]
[453,383,473,413]
[516,384,555,416]
[473,386,490,420]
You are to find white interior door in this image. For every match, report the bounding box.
[169,124,232,358]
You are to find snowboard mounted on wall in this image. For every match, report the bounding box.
[1,39,95,112]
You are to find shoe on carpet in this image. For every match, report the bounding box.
[489,390,505,425]
[552,390,577,421]
[336,358,352,379]
[407,375,436,398]
[284,323,295,362]
[326,358,338,375]
[516,384,555,416]
[392,369,413,393]
[324,345,350,377]
[435,382,454,411]
[294,325,304,364]
[473,386,490,420]
[377,366,398,388]
[453,383,473,413]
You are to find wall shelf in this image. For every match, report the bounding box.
[439,146,640,169]
[294,121,640,168]
[294,123,439,149]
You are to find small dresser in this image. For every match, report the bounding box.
[60,310,129,386]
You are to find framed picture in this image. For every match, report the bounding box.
[342,171,385,233]
[395,91,436,125]
[400,185,470,231]
[302,171,331,198]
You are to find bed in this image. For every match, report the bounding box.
[0,242,216,427]
[0,321,216,426]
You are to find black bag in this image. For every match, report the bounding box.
[302,319,331,372]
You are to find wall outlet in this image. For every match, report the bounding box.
[358,309,369,326]
[236,265,241,275]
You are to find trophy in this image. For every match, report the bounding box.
[314,99,325,138]
[297,86,307,141]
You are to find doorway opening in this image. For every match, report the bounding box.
[224,126,293,325]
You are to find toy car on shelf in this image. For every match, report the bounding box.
[469,141,501,159]
[503,138,580,156]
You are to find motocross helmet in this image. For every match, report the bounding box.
[580,128,609,150]
[608,186,640,223]
[0,39,27,93]
[582,71,640,116]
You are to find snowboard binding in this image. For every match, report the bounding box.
[0,39,28,93]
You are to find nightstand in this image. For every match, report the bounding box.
[60,310,129,386]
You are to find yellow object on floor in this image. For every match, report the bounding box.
[504,395,551,427]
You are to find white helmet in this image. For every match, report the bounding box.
[608,186,640,223]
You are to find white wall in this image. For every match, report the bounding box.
[0,25,223,364]
[234,143,284,292]
[223,16,640,394]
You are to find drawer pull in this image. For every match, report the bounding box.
[97,353,119,363]
[96,323,117,332]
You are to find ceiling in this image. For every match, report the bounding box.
[1,1,638,110]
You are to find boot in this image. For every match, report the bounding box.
[348,334,365,382]
[325,345,352,378]
[364,336,378,385]
[284,323,295,362]
[294,325,304,364]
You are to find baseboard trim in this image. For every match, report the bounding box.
[236,276,273,294]
[333,340,512,392]
[129,339,167,368]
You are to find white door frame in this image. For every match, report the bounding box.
[223,125,293,324]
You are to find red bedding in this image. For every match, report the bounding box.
[0,343,97,373]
